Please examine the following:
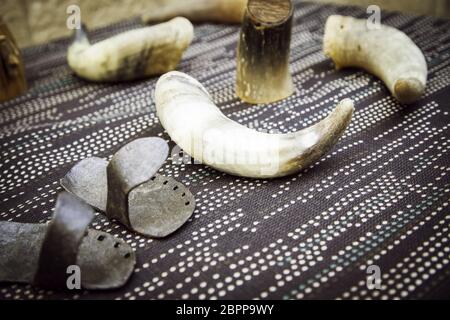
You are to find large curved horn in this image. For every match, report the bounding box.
[67,17,194,82]
[155,71,354,179]
[324,15,427,104]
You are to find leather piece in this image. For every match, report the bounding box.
[128,174,195,237]
[34,192,94,288]
[60,157,108,212]
[61,137,195,238]
[106,137,169,227]
[0,222,46,284]
[77,229,136,290]
[0,193,135,290]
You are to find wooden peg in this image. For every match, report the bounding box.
[0,17,27,102]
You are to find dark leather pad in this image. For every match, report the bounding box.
[60,137,195,238]
[0,222,135,290]
[60,157,108,212]
[128,174,195,237]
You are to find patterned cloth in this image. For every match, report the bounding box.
[1,1,449,300]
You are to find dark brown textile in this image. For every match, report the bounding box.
[0,1,449,299]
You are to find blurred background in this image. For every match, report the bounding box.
[2,0,450,48]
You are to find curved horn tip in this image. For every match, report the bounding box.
[158,70,187,82]
[156,71,186,93]
[394,78,425,104]
[156,71,209,96]
[337,98,355,114]
[170,16,193,26]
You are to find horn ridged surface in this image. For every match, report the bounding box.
[155,71,354,178]
[67,17,194,82]
[324,15,427,104]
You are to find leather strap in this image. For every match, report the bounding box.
[106,137,168,227]
[34,192,94,288]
